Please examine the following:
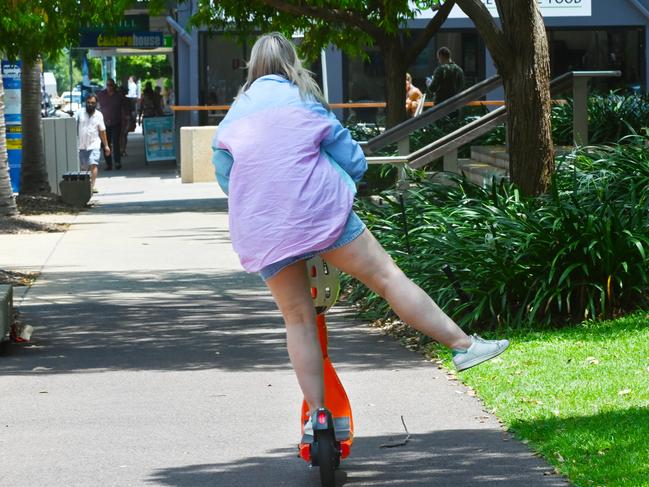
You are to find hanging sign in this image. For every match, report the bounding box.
[79,31,167,48]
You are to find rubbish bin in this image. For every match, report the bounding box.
[59,171,91,207]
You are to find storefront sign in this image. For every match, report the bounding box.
[2,60,22,192]
[81,14,150,32]
[79,31,170,48]
[416,0,592,18]
[142,116,175,162]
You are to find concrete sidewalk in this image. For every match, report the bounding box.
[0,135,567,487]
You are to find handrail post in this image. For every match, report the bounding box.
[573,76,589,145]
[443,149,458,173]
[397,137,410,189]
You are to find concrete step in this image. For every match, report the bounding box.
[471,145,575,170]
[471,145,509,169]
[458,159,509,188]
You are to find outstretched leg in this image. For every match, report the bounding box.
[265,260,324,412]
[322,229,472,350]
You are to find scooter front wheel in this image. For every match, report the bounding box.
[315,429,337,487]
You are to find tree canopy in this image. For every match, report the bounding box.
[183,0,454,126]
[0,0,133,62]
[188,0,446,61]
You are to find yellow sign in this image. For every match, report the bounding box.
[7,139,22,150]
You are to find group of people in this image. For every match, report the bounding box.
[76,77,170,192]
[405,46,465,117]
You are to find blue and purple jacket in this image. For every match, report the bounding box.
[212,75,367,272]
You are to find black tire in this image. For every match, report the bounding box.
[316,429,337,487]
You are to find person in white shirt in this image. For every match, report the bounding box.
[76,94,110,192]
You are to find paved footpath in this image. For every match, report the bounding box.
[0,139,568,487]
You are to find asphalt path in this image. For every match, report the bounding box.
[0,134,567,487]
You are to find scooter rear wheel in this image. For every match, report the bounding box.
[315,429,337,487]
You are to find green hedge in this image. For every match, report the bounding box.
[347,135,649,330]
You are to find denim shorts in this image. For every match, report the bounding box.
[259,211,366,281]
[79,149,101,168]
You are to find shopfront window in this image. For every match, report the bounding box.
[343,30,484,123]
[549,28,644,93]
[198,33,323,125]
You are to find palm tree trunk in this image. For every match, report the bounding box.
[0,75,18,216]
[20,59,50,194]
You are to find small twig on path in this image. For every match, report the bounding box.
[379,415,411,448]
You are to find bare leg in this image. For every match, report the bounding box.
[322,229,471,350]
[265,260,324,412]
[89,165,98,190]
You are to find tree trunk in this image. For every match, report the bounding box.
[0,75,18,216]
[382,42,408,128]
[497,0,553,196]
[20,59,50,194]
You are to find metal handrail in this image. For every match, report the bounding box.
[362,74,503,154]
[366,70,622,169]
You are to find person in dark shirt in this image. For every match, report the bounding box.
[426,46,465,104]
[97,79,125,170]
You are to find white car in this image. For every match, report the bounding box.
[59,91,82,114]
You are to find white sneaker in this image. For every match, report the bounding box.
[452,334,509,371]
[301,416,314,443]
[304,417,313,434]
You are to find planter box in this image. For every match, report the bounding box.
[180,126,217,183]
[0,285,12,343]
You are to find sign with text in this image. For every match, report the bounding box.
[143,116,175,162]
[82,14,149,32]
[2,60,22,192]
[79,31,170,48]
[416,0,592,18]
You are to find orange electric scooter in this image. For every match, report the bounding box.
[298,256,354,487]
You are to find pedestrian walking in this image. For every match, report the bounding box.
[76,94,110,192]
[97,78,124,170]
[212,32,508,424]
[426,46,465,104]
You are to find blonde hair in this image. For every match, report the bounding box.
[406,72,412,82]
[240,32,328,108]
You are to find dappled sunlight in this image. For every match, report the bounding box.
[1,268,436,375]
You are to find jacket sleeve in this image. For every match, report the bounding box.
[309,102,367,183]
[212,147,233,195]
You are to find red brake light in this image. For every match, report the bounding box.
[317,411,327,425]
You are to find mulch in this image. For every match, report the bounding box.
[0,193,80,235]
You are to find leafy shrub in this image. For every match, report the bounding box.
[347,135,649,330]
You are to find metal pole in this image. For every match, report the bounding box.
[573,77,589,145]
[321,48,329,102]
[69,48,73,96]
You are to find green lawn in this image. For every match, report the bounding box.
[431,313,649,487]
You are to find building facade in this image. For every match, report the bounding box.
[172,0,648,127]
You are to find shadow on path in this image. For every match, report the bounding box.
[1,269,430,375]
[146,429,564,487]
